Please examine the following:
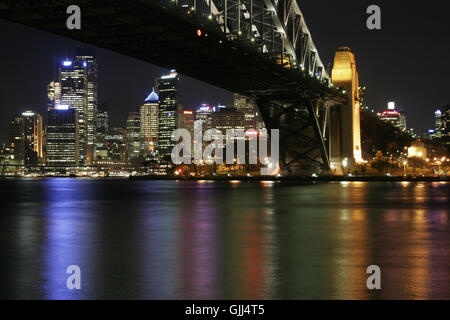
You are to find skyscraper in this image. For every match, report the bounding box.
[435,109,443,138]
[211,108,246,136]
[78,53,98,163]
[179,109,195,137]
[140,89,159,156]
[195,104,214,132]
[8,116,25,165]
[97,102,109,135]
[440,105,450,139]
[233,94,256,130]
[60,59,87,164]
[126,112,141,163]
[59,54,98,165]
[8,111,43,166]
[95,102,109,153]
[47,81,61,108]
[105,128,128,163]
[156,70,179,161]
[22,111,43,165]
[379,102,407,131]
[46,105,79,168]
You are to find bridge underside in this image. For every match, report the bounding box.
[0,0,341,174]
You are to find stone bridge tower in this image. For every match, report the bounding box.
[330,47,363,173]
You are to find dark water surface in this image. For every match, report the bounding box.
[0,178,449,300]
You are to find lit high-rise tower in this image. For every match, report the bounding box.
[435,110,443,138]
[59,54,98,165]
[46,105,79,168]
[330,47,363,171]
[440,105,450,139]
[77,53,98,163]
[47,81,61,108]
[8,116,25,165]
[22,111,43,165]
[60,58,87,164]
[140,88,159,156]
[233,94,256,130]
[156,70,179,161]
[8,111,43,166]
[126,112,141,163]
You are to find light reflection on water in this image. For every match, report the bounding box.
[0,179,449,299]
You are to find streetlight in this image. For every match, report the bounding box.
[403,160,407,177]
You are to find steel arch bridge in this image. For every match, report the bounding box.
[0,0,344,174]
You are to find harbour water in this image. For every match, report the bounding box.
[0,178,449,299]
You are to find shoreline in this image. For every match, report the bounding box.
[129,175,449,182]
[0,175,448,182]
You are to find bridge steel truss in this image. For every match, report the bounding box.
[179,0,328,81]
[0,0,344,175]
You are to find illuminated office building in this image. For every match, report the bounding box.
[233,94,256,130]
[179,109,195,136]
[59,59,87,164]
[435,110,442,138]
[78,53,98,162]
[46,105,79,168]
[211,108,246,163]
[195,104,214,132]
[126,112,141,162]
[379,102,407,131]
[140,89,159,156]
[8,111,43,166]
[8,116,25,165]
[0,147,20,167]
[211,108,246,136]
[156,70,179,160]
[59,54,98,165]
[47,81,61,108]
[105,128,128,163]
[22,111,43,165]
[97,102,109,135]
[436,106,450,139]
[95,102,109,153]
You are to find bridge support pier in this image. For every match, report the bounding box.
[256,97,331,176]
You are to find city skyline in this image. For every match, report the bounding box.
[2,1,450,144]
[3,49,449,175]
[0,20,233,144]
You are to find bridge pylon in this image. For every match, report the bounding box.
[256,96,332,175]
[329,47,363,175]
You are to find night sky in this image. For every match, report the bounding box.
[1,0,449,143]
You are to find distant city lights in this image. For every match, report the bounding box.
[21,111,35,117]
[54,104,70,110]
